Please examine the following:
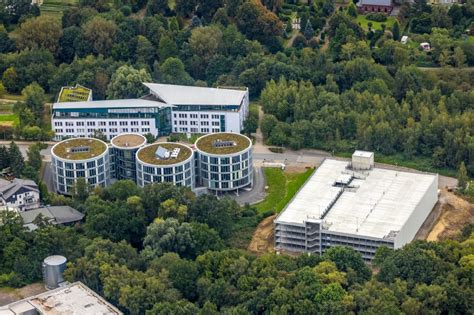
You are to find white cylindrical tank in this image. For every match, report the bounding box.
[43,255,67,290]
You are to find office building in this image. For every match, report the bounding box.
[275,152,438,260]
[51,138,111,195]
[195,133,253,192]
[143,83,249,134]
[51,83,249,141]
[136,142,194,188]
[110,133,147,181]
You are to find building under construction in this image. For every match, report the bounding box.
[274,151,438,260]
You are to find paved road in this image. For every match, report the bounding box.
[0,138,456,196]
[231,167,266,206]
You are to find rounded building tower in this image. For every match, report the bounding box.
[195,132,253,192]
[136,142,194,188]
[51,137,110,195]
[110,133,147,181]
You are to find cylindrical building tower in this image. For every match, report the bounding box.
[195,132,253,192]
[110,133,147,182]
[51,137,110,195]
[136,142,194,188]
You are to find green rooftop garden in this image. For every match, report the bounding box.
[137,143,192,165]
[196,133,251,155]
[53,138,107,160]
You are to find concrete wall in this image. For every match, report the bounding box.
[394,174,438,248]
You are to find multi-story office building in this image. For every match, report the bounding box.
[52,99,173,141]
[51,83,249,141]
[143,83,249,134]
[136,143,194,189]
[110,133,147,181]
[195,133,253,192]
[275,152,438,260]
[51,138,111,195]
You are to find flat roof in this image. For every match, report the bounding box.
[353,150,374,158]
[111,133,146,149]
[275,159,438,239]
[53,98,170,110]
[144,83,247,106]
[1,282,122,315]
[136,142,192,166]
[195,133,251,155]
[52,138,108,160]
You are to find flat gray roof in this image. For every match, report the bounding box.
[144,83,247,106]
[275,159,438,239]
[0,282,122,315]
[53,98,170,110]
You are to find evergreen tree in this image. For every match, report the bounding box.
[286,20,292,34]
[304,21,314,39]
[8,141,24,177]
[392,21,400,41]
[0,145,9,169]
[457,161,468,192]
[347,3,357,18]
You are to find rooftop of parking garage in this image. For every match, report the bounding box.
[137,142,193,165]
[195,133,251,155]
[275,159,438,239]
[111,133,147,149]
[52,138,108,160]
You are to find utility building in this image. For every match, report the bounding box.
[274,153,438,260]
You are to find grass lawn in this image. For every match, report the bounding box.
[40,0,78,17]
[2,93,24,101]
[335,151,457,177]
[0,114,18,122]
[255,167,314,214]
[356,14,396,31]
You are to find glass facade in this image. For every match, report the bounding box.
[136,160,194,188]
[52,153,110,195]
[198,149,253,191]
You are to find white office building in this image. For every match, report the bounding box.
[51,99,173,141]
[143,83,249,134]
[51,83,249,141]
[275,152,438,260]
[51,138,111,195]
[195,133,253,192]
[136,142,194,189]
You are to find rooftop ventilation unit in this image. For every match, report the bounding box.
[68,146,90,153]
[213,140,236,148]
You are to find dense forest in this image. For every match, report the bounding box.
[0,1,474,312]
[0,0,473,174]
[0,181,473,314]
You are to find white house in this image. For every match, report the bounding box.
[0,178,40,211]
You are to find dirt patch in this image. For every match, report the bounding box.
[0,283,46,306]
[425,189,474,241]
[284,166,309,174]
[248,214,276,255]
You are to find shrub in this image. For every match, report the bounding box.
[366,13,387,22]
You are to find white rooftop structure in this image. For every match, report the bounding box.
[144,83,248,106]
[276,159,438,243]
[53,98,171,109]
[0,282,122,315]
